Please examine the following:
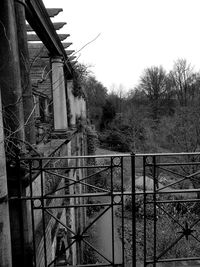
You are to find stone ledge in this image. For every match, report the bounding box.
[8,129,77,189]
[50,128,77,140]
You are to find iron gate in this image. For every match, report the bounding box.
[9,153,200,266]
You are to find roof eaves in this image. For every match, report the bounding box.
[25,0,73,78]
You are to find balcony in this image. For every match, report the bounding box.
[8,152,200,266]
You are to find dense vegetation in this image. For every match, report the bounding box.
[81,59,200,263]
[83,58,200,154]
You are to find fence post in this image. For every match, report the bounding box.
[131,152,136,266]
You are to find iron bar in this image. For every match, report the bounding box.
[16,157,26,267]
[9,187,200,201]
[44,167,111,189]
[190,233,200,244]
[131,153,136,267]
[143,156,147,267]
[48,239,77,266]
[44,209,76,235]
[44,170,110,195]
[147,162,200,167]
[153,156,157,267]
[81,206,111,235]
[20,151,200,161]
[82,239,113,264]
[156,204,184,229]
[156,234,184,260]
[157,169,200,192]
[111,157,115,265]
[120,156,125,266]
[20,154,131,161]
[188,215,200,230]
[29,160,36,266]
[146,256,200,263]
[40,159,48,267]
[148,198,200,204]
[31,165,112,171]
[60,264,118,267]
[9,191,133,201]
[13,153,200,266]
[34,203,117,209]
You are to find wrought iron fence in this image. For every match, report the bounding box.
[134,152,200,267]
[9,152,200,267]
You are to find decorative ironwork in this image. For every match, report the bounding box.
[8,152,200,266]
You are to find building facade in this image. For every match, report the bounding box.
[0,1,95,266]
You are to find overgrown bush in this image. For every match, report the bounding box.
[121,193,200,262]
[99,130,131,152]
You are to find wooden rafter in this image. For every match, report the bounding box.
[62,43,73,49]
[26,22,66,32]
[70,61,78,66]
[27,33,70,42]
[46,8,63,17]
[28,43,75,59]
[68,56,76,61]
[28,42,73,49]
[65,50,75,56]
[25,0,73,76]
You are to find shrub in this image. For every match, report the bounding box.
[122,193,200,262]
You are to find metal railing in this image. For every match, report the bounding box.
[9,152,200,266]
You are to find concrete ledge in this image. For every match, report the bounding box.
[50,129,76,140]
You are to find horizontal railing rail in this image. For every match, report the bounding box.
[8,152,200,266]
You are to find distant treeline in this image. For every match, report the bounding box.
[82,59,200,153]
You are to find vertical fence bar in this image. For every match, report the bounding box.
[40,159,48,267]
[16,157,25,266]
[121,156,125,266]
[143,156,147,267]
[111,157,115,265]
[29,159,36,266]
[153,156,157,267]
[131,153,136,267]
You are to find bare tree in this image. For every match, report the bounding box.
[169,59,196,106]
[139,66,168,121]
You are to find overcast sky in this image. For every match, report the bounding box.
[44,0,200,92]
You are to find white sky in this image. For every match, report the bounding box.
[44,0,200,92]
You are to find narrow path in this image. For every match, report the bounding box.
[88,148,124,264]
[93,205,122,264]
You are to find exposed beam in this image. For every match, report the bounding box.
[65,50,75,56]
[52,22,66,30]
[26,24,33,31]
[68,56,76,61]
[25,0,73,77]
[58,34,70,40]
[27,33,70,42]
[28,43,49,58]
[62,42,73,49]
[26,22,66,32]
[52,22,67,30]
[28,43,74,57]
[28,42,44,49]
[46,8,63,17]
[28,44,76,60]
[70,61,78,66]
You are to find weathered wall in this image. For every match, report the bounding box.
[31,131,87,266]
[67,80,87,126]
